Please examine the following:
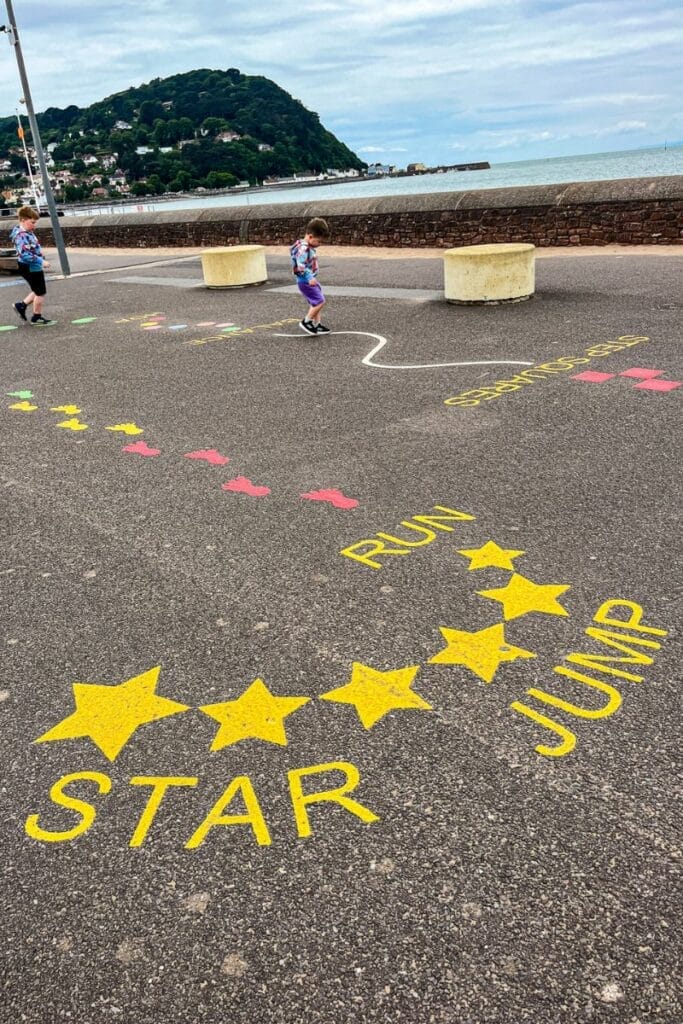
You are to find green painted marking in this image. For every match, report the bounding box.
[71,317,97,324]
[7,390,33,399]
[0,325,18,332]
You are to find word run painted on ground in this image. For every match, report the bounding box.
[340,504,476,568]
[443,335,650,407]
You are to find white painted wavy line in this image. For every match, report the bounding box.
[274,330,534,370]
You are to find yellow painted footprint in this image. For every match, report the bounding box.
[51,405,81,415]
[9,400,38,412]
[56,417,88,431]
[105,423,144,435]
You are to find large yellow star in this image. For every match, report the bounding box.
[477,572,571,620]
[457,540,525,571]
[200,678,310,751]
[428,622,536,683]
[320,662,431,729]
[35,666,190,761]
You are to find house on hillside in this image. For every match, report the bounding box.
[114,120,132,131]
[216,131,242,143]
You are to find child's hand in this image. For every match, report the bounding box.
[309,278,318,286]
[43,261,51,270]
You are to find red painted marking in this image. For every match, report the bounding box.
[571,371,615,383]
[122,440,161,457]
[185,448,230,466]
[222,476,271,497]
[300,488,359,509]
[632,379,681,392]
[619,368,665,379]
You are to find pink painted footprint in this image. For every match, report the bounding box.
[222,476,271,497]
[122,440,161,457]
[185,448,229,466]
[300,488,358,509]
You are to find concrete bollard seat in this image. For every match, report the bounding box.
[443,242,535,304]
[201,244,268,288]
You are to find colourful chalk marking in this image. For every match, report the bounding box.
[7,390,33,399]
[619,368,665,379]
[0,325,18,332]
[570,371,615,383]
[9,400,38,412]
[142,325,162,331]
[168,324,188,330]
[55,417,88,431]
[221,326,240,333]
[51,405,81,415]
[195,321,216,327]
[300,488,359,510]
[216,323,236,328]
[184,448,229,466]
[106,423,144,436]
[222,477,271,497]
[122,440,161,457]
[632,379,681,392]
[71,317,98,325]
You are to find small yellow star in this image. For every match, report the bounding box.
[428,622,536,683]
[200,678,310,751]
[35,666,190,761]
[320,662,431,729]
[477,573,571,620]
[457,540,525,571]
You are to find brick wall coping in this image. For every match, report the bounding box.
[61,175,683,229]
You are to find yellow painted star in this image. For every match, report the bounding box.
[477,573,571,620]
[320,662,431,729]
[200,678,310,751]
[9,400,38,412]
[35,666,190,761]
[457,540,525,571]
[428,622,536,683]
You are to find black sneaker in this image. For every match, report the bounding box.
[14,301,27,321]
[30,314,54,326]
[315,323,331,333]
[299,319,318,336]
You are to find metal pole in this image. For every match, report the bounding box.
[3,0,70,275]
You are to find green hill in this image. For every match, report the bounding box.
[0,68,365,200]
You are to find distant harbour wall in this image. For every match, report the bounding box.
[42,175,682,250]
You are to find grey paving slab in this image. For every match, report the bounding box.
[0,251,681,1024]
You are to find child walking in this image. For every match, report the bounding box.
[290,217,330,335]
[11,206,53,325]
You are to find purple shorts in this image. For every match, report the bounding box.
[297,278,325,306]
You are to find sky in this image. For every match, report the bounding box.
[1,1,681,166]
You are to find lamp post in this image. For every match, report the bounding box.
[1,0,70,275]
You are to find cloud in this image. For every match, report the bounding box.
[1,1,680,164]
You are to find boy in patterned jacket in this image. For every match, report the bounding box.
[290,217,330,335]
[11,206,53,325]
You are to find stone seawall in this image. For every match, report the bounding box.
[42,175,682,250]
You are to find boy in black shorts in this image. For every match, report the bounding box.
[11,205,52,325]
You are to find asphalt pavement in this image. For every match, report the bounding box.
[1,245,681,1023]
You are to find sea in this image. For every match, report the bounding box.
[64,143,683,218]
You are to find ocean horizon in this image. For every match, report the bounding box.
[65,143,683,218]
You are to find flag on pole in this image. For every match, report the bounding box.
[17,126,24,139]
